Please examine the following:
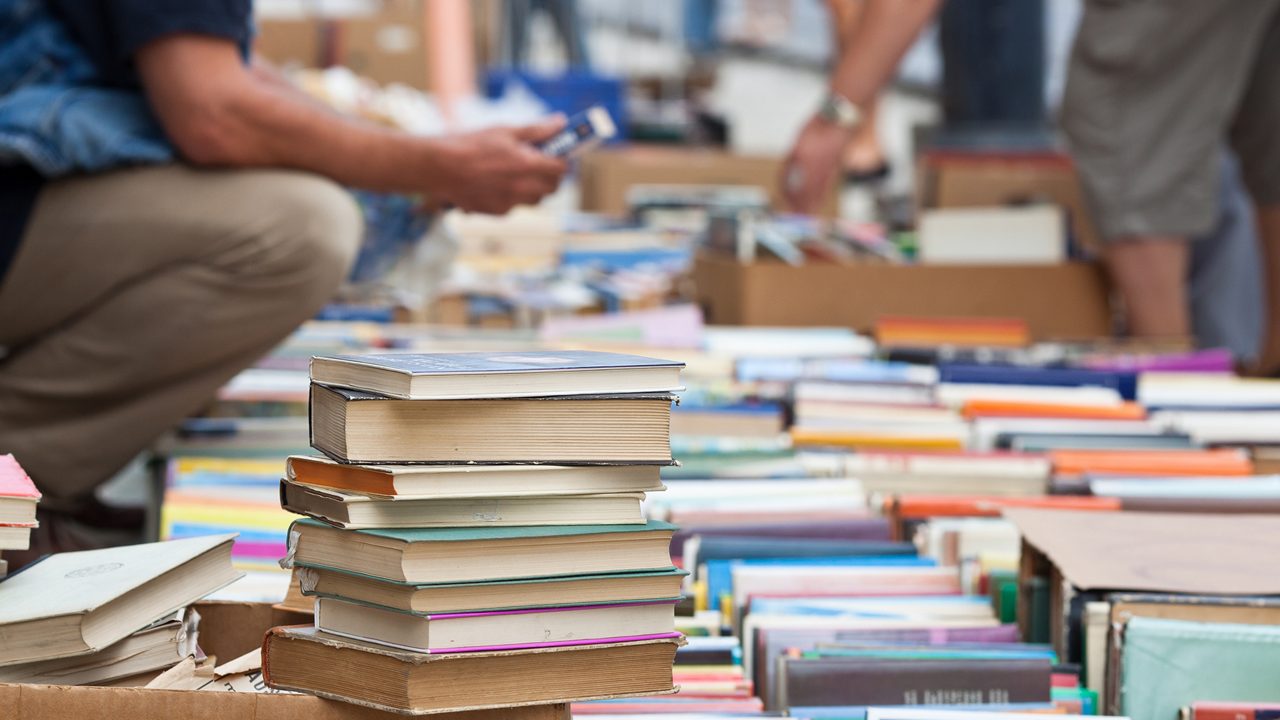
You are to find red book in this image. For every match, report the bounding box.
[1191,702,1280,720]
[1051,671,1080,688]
[0,454,39,528]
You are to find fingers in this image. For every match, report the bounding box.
[513,113,568,143]
[516,143,570,179]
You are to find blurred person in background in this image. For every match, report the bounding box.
[1061,2,1280,372]
[784,0,1278,371]
[0,0,568,562]
[825,0,888,183]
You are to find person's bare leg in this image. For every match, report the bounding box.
[826,0,886,177]
[843,95,885,175]
[1104,237,1192,339]
[1255,206,1280,372]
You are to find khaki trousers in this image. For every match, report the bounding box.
[0,164,361,508]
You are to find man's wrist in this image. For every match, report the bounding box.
[815,91,862,131]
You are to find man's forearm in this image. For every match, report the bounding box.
[187,76,452,197]
[829,0,941,106]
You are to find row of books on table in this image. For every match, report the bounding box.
[142,319,1280,720]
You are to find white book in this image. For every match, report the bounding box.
[0,524,32,551]
[844,453,1051,497]
[0,534,240,667]
[282,479,648,529]
[315,596,676,653]
[795,404,961,426]
[917,205,1065,265]
[795,381,935,406]
[731,565,961,614]
[702,327,876,359]
[1138,375,1280,408]
[970,418,1158,452]
[0,608,197,685]
[936,383,1123,408]
[1090,476,1280,499]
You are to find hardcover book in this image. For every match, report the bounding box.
[313,597,679,653]
[0,608,197,685]
[262,626,682,715]
[779,656,1052,708]
[309,385,676,465]
[0,454,39,526]
[0,535,240,667]
[286,455,664,498]
[280,479,647,529]
[308,350,684,400]
[286,518,676,584]
[296,565,688,614]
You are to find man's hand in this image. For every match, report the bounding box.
[138,35,567,212]
[434,117,570,215]
[780,116,852,214]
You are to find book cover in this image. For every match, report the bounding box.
[1121,618,1280,720]
[262,625,683,714]
[315,598,682,654]
[937,364,1138,401]
[309,385,678,465]
[671,518,892,558]
[313,351,684,377]
[753,624,1021,709]
[0,534,236,629]
[780,656,1052,707]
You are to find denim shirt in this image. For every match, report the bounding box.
[0,0,195,176]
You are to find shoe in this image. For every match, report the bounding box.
[842,161,891,185]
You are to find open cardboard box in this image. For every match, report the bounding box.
[693,252,1113,341]
[0,601,569,720]
[578,145,840,219]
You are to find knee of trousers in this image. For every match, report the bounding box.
[251,172,364,307]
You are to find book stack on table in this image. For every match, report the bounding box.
[265,350,689,714]
[0,454,40,578]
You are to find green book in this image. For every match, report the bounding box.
[288,519,677,584]
[296,565,687,614]
[1121,617,1280,720]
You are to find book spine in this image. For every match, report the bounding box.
[1191,705,1260,720]
[781,659,1051,708]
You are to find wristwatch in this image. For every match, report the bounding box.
[816,91,862,130]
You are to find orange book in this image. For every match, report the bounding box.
[790,428,965,451]
[962,399,1147,420]
[1049,448,1253,477]
[875,316,1030,348]
[889,494,1122,519]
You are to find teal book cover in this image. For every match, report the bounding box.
[1121,617,1280,720]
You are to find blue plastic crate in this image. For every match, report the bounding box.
[483,69,627,143]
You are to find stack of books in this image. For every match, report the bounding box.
[265,350,689,714]
[0,454,40,578]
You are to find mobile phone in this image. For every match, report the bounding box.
[538,106,617,158]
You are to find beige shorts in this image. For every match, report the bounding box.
[1061,0,1280,242]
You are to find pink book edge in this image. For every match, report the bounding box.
[428,631,684,654]
[0,454,40,499]
[429,599,679,620]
